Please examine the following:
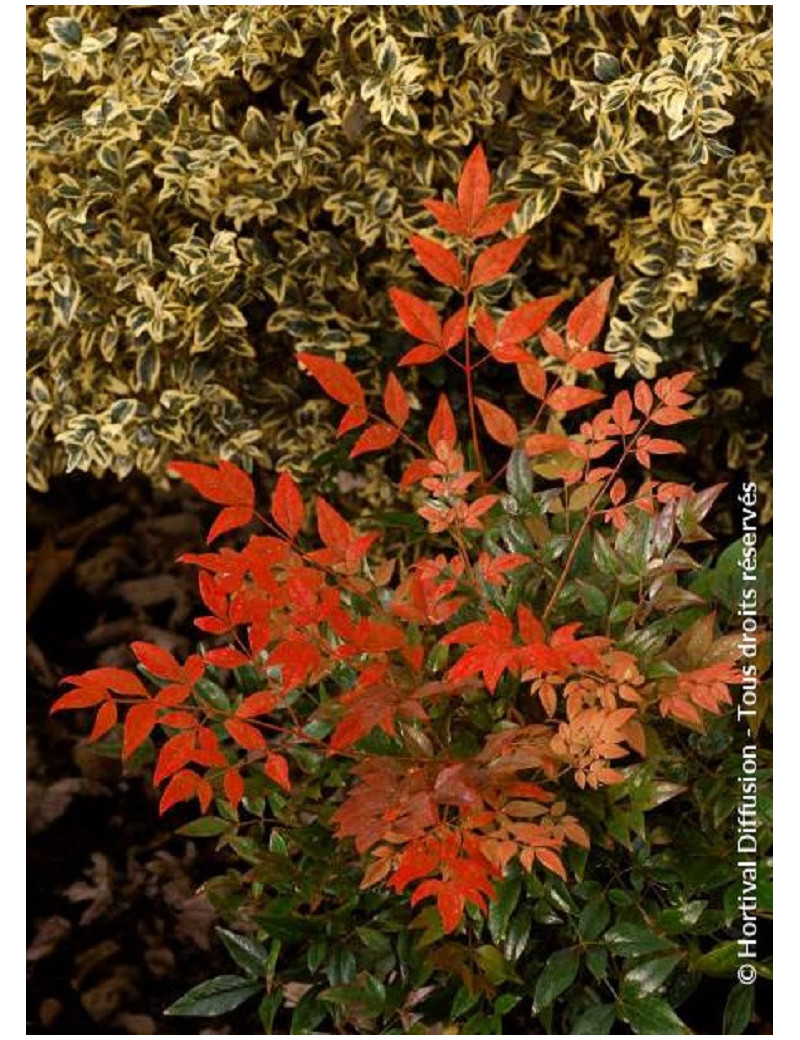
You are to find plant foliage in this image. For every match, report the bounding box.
[54,148,772,1034]
[27,6,771,503]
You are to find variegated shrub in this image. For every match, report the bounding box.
[27,5,771,507]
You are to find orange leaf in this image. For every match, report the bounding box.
[457,143,490,231]
[397,344,442,367]
[442,307,468,349]
[499,296,564,343]
[131,642,183,681]
[535,847,567,881]
[475,397,518,447]
[525,434,571,456]
[225,718,267,751]
[265,752,291,792]
[409,235,464,288]
[422,199,468,236]
[389,288,442,343]
[470,235,529,288]
[517,359,547,399]
[316,498,353,551]
[89,700,118,742]
[51,686,108,712]
[547,386,605,412]
[565,276,614,348]
[350,424,400,458]
[297,352,365,407]
[224,769,245,811]
[646,438,686,455]
[634,380,654,415]
[383,373,410,428]
[271,471,304,538]
[427,394,457,450]
[237,690,283,718]
[540,327,568,360]
[473,200,520,238]
[337,405,368,435]
[570,350,611,371]
[123,701,158,759]
[207,505,253,543]
[159,770,213,814]
[169,460,254,509]
[651,405,694,426]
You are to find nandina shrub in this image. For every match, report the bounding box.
[53,148,771,1034]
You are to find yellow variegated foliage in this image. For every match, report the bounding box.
[27,5,771,499]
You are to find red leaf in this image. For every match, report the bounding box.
[89,700,118,741]
[265,752,291,792]
[205,646,250,668]
[208,505,253,543]
[389,288,442,343]
[565,277,614,348]
[646,438,686,455]
[409,235,464,288]
[651,405,694,426]
[422,199,468,236]
[154,732,195,785]
[225,718,267,750]
[535,847,567,880]
[159,770,212,814]
[337,405,368,435]
[169,460,254,509]
[400,459,434,488]
[540,327,568,360]
[64,667,149,697]
[297,352,365,407]
[317,497,353,550]
[475,397,518,446]
[350,424,399,458]
[224,769,245,811]
[634,381,654,415]
[131,642,183,681]
[51,686,108,712]
[470,235,529,288]
[123,701,158,759]
[475,308,496,350]
[383,373,410,428]
[525,434,571,456]
[237,690,283,718]
[517,360,547,399]
[473,200,520,238]
[457,143,490,231]
[442,307,468,349]
[499,296,564,343]
[570,350,612,371]
[427,394,457,450]
[398,344,442,367]
[546,386,605,412]
[271,471,304,538]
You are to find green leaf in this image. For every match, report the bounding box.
[723,983,754,1034]
[532,948,580,1013]
[475,945,519,985]
[578,895,610,941]
[618,994,691,1034]
[504,906,533,962]
[489,877,522,944]
[571,1003,616,1034]
[659,900,707,934]
[176,816,230,837]
[621,951,684,998]
[165,975,262,1017]
[507,448,533,501]
[693,940,740,977]
[216,928,269,977]
[604,922,675,958]
[586,947,608,981]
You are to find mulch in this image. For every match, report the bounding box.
[27,474,260,1035]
